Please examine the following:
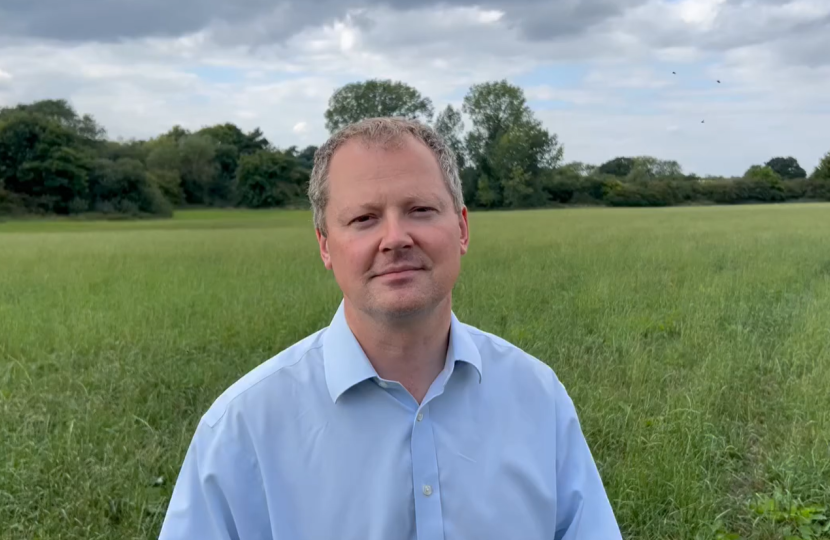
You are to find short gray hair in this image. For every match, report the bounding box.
[308,117,464,236]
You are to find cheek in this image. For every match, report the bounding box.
[329,236,375,275]
[422,228,463,267]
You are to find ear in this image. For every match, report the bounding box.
[316,228,333,270]
[459,206,470,255]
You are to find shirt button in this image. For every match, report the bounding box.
[416,413,424,422]
[422,485,433,497]
[377,380,388,388]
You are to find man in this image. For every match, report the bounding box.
[159,117,622,539]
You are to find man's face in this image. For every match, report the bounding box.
[316,136,469,321]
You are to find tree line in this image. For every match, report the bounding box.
[2,80,829,218]
[0,100,315,217]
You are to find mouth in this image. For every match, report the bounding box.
[374,266,424,278]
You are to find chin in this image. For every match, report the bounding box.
[371,293,435,319]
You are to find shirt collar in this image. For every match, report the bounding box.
[322,300,483,403]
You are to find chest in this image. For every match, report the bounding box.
[254,390,559,540]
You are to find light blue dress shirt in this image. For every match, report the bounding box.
[159,301,622,539]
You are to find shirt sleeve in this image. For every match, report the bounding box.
[158,417,271,540]
[553,379,623,540]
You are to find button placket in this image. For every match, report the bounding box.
[410,404,444,538]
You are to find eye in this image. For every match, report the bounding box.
[413,207,435,214]
[351,214,374,225]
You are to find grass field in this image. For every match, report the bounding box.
[2,204,830,539]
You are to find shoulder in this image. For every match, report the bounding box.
[461,321,566,398]
[200,327,328,429]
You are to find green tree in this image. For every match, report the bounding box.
[0,99,105,141]
[626,157,658,182]
[490,119,563,207]
[459,167,479,207]
[98,139,151,163]
[811,152,830,181]
[765,156,806,179]
[463,80,533,169]
[209,143,239,206]
[566,162,598,177]
[434,105,466,170]
[654,159,684,179]
[235,150,309,208]
[542,162,592,204]
[197,123,270,156]
[145,139,183,205]
[462,80,562,208]
[744,165,781,182]
[806,152,830,200]
[0,111,92,213]
[598,157,635,177]
[296,145,318,171]
[474,175,499,208]
[502,166,537,208]
[17,146,91,213]
[621,157,683,182]
[178,135,218,205]
[324,79,434,133]
[158,125,191,145]
[740,165,785,202]
[194,124,268,206]
[88,158,171,216]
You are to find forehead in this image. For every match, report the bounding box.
[326,136,449,205]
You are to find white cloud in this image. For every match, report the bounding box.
[338,28,357,52]
[477,9,504,24]
[292,121,308,134]
[779,0,830,19]
[0,0,826,176]
[676,0,726,28]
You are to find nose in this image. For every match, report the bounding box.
[379,213,413,252]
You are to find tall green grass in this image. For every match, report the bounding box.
[2,205,829,539]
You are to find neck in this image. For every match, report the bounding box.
[344,297,452,404]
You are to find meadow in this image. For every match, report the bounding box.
[2,204,830,539]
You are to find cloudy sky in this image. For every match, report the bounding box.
[1,0,828,176]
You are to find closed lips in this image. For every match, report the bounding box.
[376,265,422,276]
